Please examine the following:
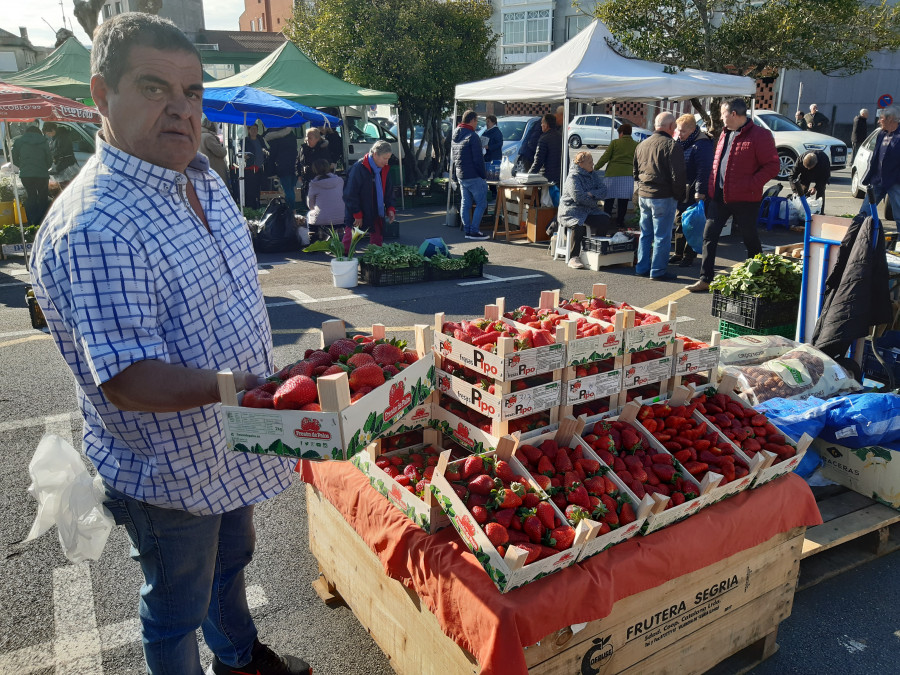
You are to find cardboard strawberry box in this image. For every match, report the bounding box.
[435,367,562,421]
[427,399,500,454]
[672,334,721,377]
[351,435,455,533]
[704,376,812,488]
[587,409,715,535]
[219,322,435,461]
[430,438,591,593]
[516,419,648,563]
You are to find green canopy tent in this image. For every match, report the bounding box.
[6,38,92,100]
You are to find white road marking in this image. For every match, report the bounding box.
[0,329,41,340]
[257,268,270,275]
[837,635,867,654]
[0,280,26,287]
[263,291,368,308]
[0,412,78,434]
[44,413,74,447]
[0,562,270,674]
[458,274,543,286]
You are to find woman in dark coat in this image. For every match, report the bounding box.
[297,127,331,203]
[342,140,395,253]
[43,123,79,188]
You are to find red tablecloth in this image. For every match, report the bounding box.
[300,461,822,675]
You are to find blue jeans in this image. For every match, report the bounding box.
[636,196,677,278]
[103,484,258,675]
[859,182,900,219]
[460,178,488,234]
[279,173,297,212]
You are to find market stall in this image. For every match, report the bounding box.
[4,38,93,100]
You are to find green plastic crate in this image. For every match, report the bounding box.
[718,320,797,340]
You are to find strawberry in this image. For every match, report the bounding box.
[382,365,400,378]
[550,525,576,551]
[372,343,404,367]
[540,439,559,459]
[273,376,318,409]
[519,444,542,464]
[564,504,589,524]
[288,361,314,378]
[348,364,385,391]
[523,515,545,544]
[599,493,618,515]
[532,474,552,491]
[242,382,277,408]
[306,350,333,369]
[461,456,484,479]
[493,508,516,528]
[445,465,462,481]
[300,402,321,411]
[347,353,376,368]
[563,471,581,490]
[403,349,419,364]
[471,505,488,524]
[492,484,524,509]
[508,529,530,545]
[328,338,358,360]
[494,460,517,484]
[522,493,541,508]
[321,364,348,377]
[536,501,556,529]
[537,456,555,476]
[583,476,606,495]
[485,522,509,548]
[567,485,591,509]
[554,450,574,474]
[403,464,419,480]
[514,542,542,565]
[468,474,495,495]
[451,484,467,499]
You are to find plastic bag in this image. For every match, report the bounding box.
[820,393,900,448]
[296,225,310,246]
[499,157,513,181]
[681,200,706,252]
[788,195,822,227]
[254,198,301,254]
[719,335,799,367]
[541,186,553,208]
[23,434,113,563]
[724,343,861,406]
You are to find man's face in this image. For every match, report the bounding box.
[372,152,391,168]
[882,116,899,133]
[721,104,741,131]
[91,45,203,173]
[541,120,549,133]
[306,132,318,147]
[248,126,258,138]
[810,105,818,114]
[675,124,692,140]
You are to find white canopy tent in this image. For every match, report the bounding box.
[450,19,757,225]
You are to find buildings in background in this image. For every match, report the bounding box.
[193,29,286,79]
[98,0,205,39]
[0,27,53,76]
[239,0,293,32]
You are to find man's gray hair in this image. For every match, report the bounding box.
[92,13,200,92]
[370,140,392,156]
[861,108,869,116]
[654,112,675,130]
[882,105,899,122]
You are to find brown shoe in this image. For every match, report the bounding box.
[684,280,710,293]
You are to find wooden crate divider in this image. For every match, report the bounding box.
[671,329,721,389]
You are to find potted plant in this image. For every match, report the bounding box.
[0,177,25,227]
[303,225,366,288]
[709,253,802,330]
[359,243,427,286]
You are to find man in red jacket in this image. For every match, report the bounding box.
[685,99,779,292]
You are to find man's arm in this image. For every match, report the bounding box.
[529,136,547,174]
[101,361,262,412]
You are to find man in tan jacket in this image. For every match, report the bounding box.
[633,112,687,280]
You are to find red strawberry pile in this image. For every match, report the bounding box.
[504,306,613,339]
[583,420,699,509]
[380,429,424,452]
[375,445,443,499]
[440,358,552,396]
[559,298,661,327]
[675,336,708,351]
[572,399,611,419]
[637,401,751,485]
[516,439,637,535]
[438,394,552,436]
[630,346,667,364]
[695,392,797,462]
[623,383,666,403]
[241,335,419,410]
[441,317,554,353]
[444,455,576,563]
[572,358,615,378]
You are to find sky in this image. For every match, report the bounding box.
[12,0,245,48]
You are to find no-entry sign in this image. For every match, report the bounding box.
[878,94,893,108]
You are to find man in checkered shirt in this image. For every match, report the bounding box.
[30,13,310,675]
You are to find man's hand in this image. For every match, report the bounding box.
[353,217,363,228]
[695,193,706,202]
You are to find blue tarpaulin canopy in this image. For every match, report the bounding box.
[202,86,341,128]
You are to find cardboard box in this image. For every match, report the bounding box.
[526,206,557,242]
[427,402,500,454]
[435,367,561,421]
[814,439,900,509]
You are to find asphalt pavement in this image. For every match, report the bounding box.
[0,166,897,674]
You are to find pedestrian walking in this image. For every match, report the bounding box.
[805,104,829,134]
[450,109,490,240]
[29,12,310,675]
[671,114,713,266]
[343,139,396,251]
[632,112,686,281]
[790,150,831,212]
[851,109,869,159]
[685,98,779,293]
[857,104,900,219]
[595,124,638,228]
[11,125,52,225]
[557,151,611,269]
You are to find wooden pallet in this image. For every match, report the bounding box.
[308,482,802,675]
[798,484,900,591]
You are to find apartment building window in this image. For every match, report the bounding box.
[102,4,112,19]
[502,8,552,64]
[566,14,592,39]
[114,1,122,13]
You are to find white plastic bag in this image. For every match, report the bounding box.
[499,157,513,181]
[541,186,553,208]
[788,195,822,226]
[22,434,113,563]
[296,225,310,246]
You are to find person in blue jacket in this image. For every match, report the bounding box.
[342,140,395,253]
[482,114,503,199]
[671,114,713,266]
[859,105,900,219]
[450,109,491,240]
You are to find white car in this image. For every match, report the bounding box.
[695,110,848,180]
[850,128,879,198]
[566,114,651,148]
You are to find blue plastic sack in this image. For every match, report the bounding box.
[819,393,900,448]
[681,200,705,252]
[754,397,828,478]
[418,238,450,258]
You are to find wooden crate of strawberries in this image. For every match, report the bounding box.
[704,375,812,487]
[430,436,592,592]
[514,417,649,562]
[218,321,435,461]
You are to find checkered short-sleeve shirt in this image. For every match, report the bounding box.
[31,137,294,515]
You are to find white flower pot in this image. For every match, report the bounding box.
[331,258,359,288]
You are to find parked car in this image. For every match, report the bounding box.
[483,115,542,167]
[696,110,847,180]
[850,128,879,198]
[566,114,651,148]
[2,120,98,168]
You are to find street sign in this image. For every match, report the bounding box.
[878,94,893,108]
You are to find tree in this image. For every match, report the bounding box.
[285,0,498,179]
[592,0,900,129]
[73,0,162,41]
